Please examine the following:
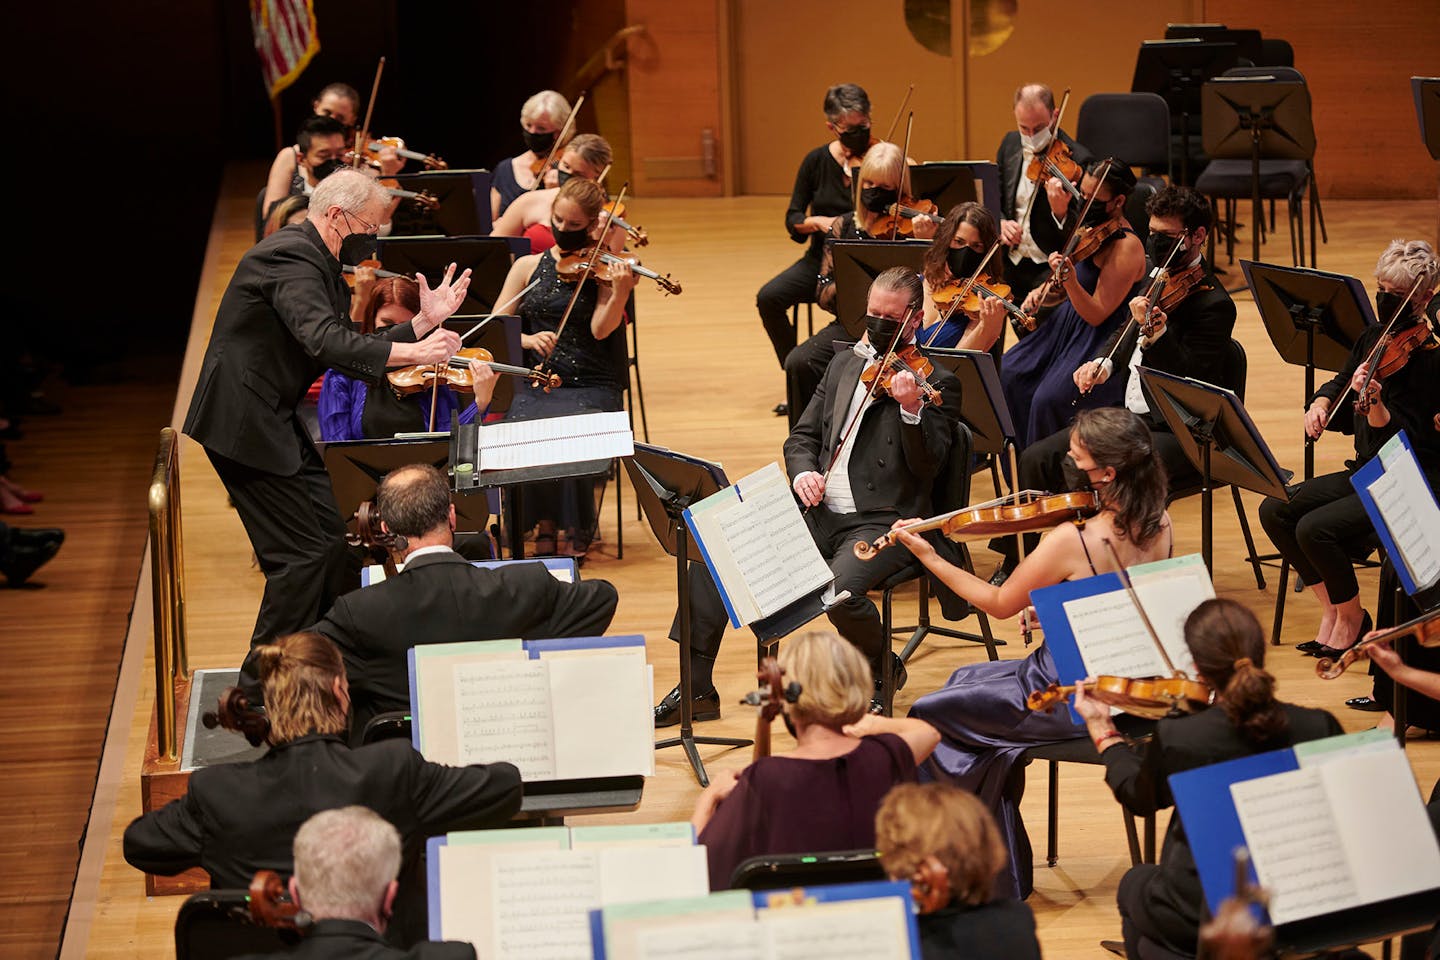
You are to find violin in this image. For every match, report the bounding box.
[930,271,1036,332]
[1315,606,1440,679]
[869,197,940,238]
[854,490,1100,559]
[1316,276,1438,428]
[342,258,405,290]
[1029,158,1120,310]
[248,870,312,931]
[1354,316,1437,415]
[859,344,944,408]
[378,178,439,210]
[1026,674,1213,720]
[602,199,649,247]
[555,247,682,295]
[1024,89,1084,188]
[1197,849,1273,960]
[740,657,801,761]
[386,346,560,398]
[365,136,446,170]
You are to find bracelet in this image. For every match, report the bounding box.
[1092,729,1121,750]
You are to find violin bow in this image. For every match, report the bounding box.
[352,57,386,170]
[529,91,587,192]
[1319,274,1429,425]
[890,113,915,241]
[1032,157,1114,306]
[883,83,916,144]
[921,240,1003,349]
[1101,538,1183,677]
[536,181,629,383]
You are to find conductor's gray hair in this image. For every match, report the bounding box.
[292,806,401,920]
[1374,239,1440,293]
[310,168,388,216]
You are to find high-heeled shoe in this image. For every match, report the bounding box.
[1306,610,1372,659]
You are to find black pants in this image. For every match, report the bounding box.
[1257,471,1372,604]
[1117,864,1200,959]
[989,420,1197,567]
[784,320,849,430]
[207,433,359,693]
[757,253,821,368]
[670,506,916,673]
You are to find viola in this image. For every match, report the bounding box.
[869,197,940,238]
[555,247,682,295]
[1025,138,1083,186]
[248,870,312,931]
[378,177,439,210]
[1197,850,1273,960]
[1152,260,1208,317]
[740,657,801,761]
[602,199,649,247]
[1316,606,1440,679]
[910,857,953,915]
[931,271,1036,332]
[386,346,560,398]
[1026,674,1212,720]
[854,490,1100,559]
[365,135,446,170]
[859,344,944,408]
[1031,215,1126,311]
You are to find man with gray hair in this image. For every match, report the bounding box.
[235,805,474,958]
[184,168,473,700]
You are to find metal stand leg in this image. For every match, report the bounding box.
[1233,486,1266,589]
[1046,760,1060,868]
[1271,560,1290,646]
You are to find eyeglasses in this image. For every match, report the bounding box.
[339,209,378,235]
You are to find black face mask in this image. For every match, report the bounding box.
[309,158,345,182]
[551,223,590,252]
[864,312,905,349]
[860,185,898,214]
[947,246,984,279]
[1061,454,1104,493]
[1376,290,1412,323]
[555,168,574,187]
[521,128,556,155]
[1080,198,1112,228]
[1146,233,1186,269]
[838,125,872,155]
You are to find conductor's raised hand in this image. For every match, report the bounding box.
[792,471,826,507]
[417,262,474,329]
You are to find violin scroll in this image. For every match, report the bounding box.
[1315,607,1440,679]
[910,857,952,915]
[743,657,802,761]
[202,687,270,747]
[248,870,313,930]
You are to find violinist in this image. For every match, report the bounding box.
[489,133,615,255]
[1073,599,1341,960]
[656,269,962,726]
[990,186,1234,581]
[489,89,572,220]
[317,276,496,442]
[492,176,633,557]
[1259,240,1440,661]
[996,84,1093,308]
[263,195,310,239]
[122,631,521,947]
[891,408,1173,899]
[783,142,935,427]
[758,83,877,396]
[1000,159,1145,448]
[262,84,362,220]
[261,115,349,228]
[918,202,1009,351]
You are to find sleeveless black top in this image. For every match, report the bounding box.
[519,252,623,393]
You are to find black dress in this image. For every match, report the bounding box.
[916,899,1042,960]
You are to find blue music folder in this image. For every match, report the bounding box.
[1349,430,1440,596]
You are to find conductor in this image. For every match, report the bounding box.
[183,169,470,694]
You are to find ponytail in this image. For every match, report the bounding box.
[1221,656,1288,745]
[1185,600,1290,746]
[240,632,350,745]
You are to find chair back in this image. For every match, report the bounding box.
[1257,38,1295,67]
[1077,92,1172,174]
[175,890,298,960]
[1220,337,1248,400]
[1125,177,1163,243]
[730,849,886,891]
[360,710,412,745]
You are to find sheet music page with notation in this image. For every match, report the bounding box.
[476,410,634,472]
[635,921,764,960]
[453,659,555,778]
[1369,447,1440,590]
[490,849,601,959]
[1060,558,1210,680]
[758,898,912,960]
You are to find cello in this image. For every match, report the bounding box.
[740,657,802,761]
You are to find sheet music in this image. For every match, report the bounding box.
[454,660,555,778]
[759,899,912,960]
[635,922,764,960]
[1061,567,1209,680]
[1231,768,1359,924]
[598,846,709,906]
[1368,451,1440,590]
[547,651,654,778]
[490,850,601,959]
[477,411,634,472]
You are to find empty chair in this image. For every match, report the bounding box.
[1076,92,1173,179]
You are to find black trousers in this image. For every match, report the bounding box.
[784,320,849,430]
[757,253,821,368]
[989,419,1197,567]
[207,429,359,693]
[670,506,917,673]
[1257,471,1372,604]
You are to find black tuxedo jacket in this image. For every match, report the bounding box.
[784,348,963,522]
[995,128,1093,222]
[1102,703,1342,952]
[183,220,415,475]
[311,550,619,739]
[235,919,475,960]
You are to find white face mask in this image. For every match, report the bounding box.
[1019,127,1053,154]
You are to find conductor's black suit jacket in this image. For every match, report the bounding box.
[310,549,620,739]
[183,220,415,475]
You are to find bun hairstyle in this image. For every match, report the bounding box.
[1185,599,1289,745]
[204,633,349,747]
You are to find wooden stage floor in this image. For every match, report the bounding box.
[55,169,1440,958]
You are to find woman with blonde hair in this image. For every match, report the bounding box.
[876,783,1040,960]
[690,631,939,889]
[122,632,520,945]
[490,89,574,219]
[491,132,619,254]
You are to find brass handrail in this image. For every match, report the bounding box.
[148,426,188,760]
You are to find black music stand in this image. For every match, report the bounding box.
[624,444,751,787]
[830,240,929,338]
[1201,78,1314,263]
[1241,261,1376,481]
[1414,77,1440,246]
[323,437,491,536]
[908,161,1002,224]
[389,169,493,236]
[1138,367,1290,576]
[926,347,1016,498]
[376,235,515,315]
[1131,39,1240,184]
[1163,24,1262,65]
[442,314,523,415]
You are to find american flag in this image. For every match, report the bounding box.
[250,0,319,97]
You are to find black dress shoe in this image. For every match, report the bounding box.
[1346,696,1384,712]
[1,539,61,585]
[653,685,720,728]
[1305,643,1347,659]
[12,527,64,549]
[1296,639,1326,654]
[1299,611,1373,657]
[772,402,788,417]
[1100,940,1127,957]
